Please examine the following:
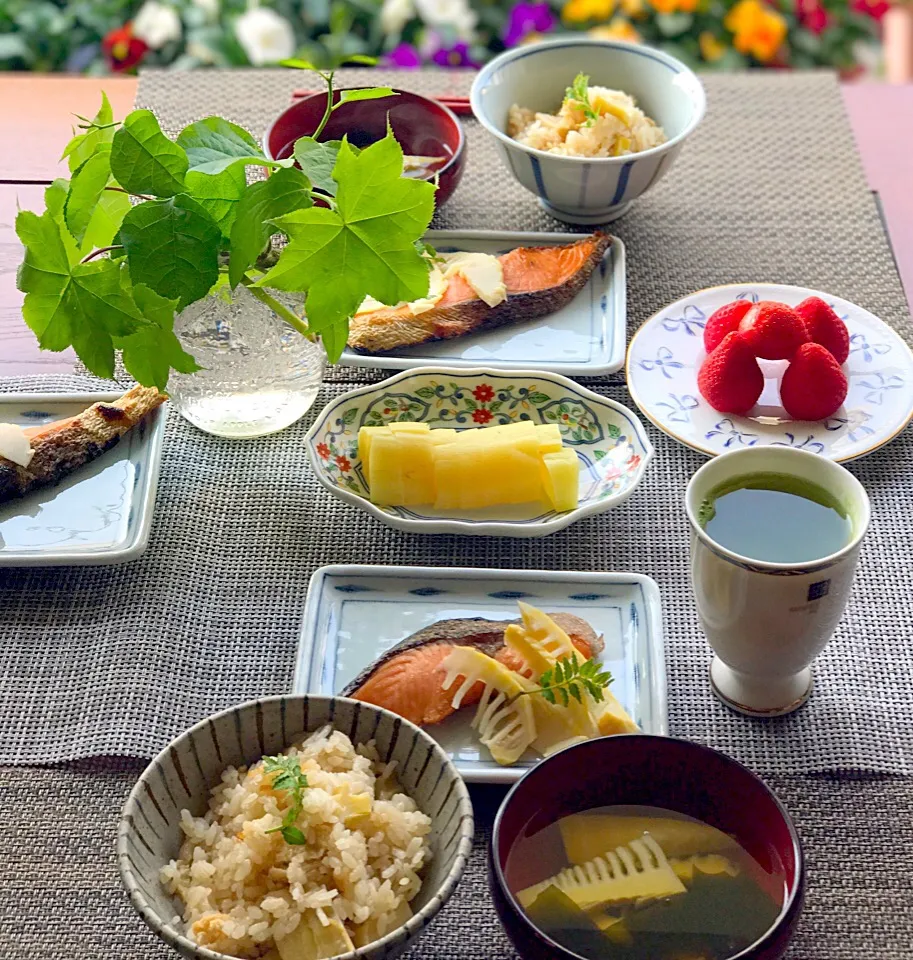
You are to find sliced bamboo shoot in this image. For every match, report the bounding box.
[516,834,686,911]
[274,911,354,960]
[440,646,536,765]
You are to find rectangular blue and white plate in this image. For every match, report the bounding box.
[0,393,166,567]
[338,230,626,377]
[293,564,666,784]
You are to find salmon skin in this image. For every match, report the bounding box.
[0,385,166,505]
[347,232,611,354]
[342,614,603,728]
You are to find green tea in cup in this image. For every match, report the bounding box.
[697,471,853,564]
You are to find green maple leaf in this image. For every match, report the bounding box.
[185,166,248,240]
[61,92,115,173]
[111,110,188,198]
[228,167,313,289]
[65,145,115,244]
[176,117,285,176]
[16,207,147,378]
[256,135,435,360]
[45,176,129,260]
[117,284,201,390]
[293,138,342,197]
[119,194,221,309]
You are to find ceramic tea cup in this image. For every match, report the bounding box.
[685,447,870,717]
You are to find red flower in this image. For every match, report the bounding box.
[335,455,351,472]
[796,0,828,33]
[626,454,642,469]
[852,0,889,19]
[473,384,495,403]
[472,409,493,424]
[102,23,148,73]
[316,443,331,460]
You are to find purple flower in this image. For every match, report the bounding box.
[503,2,555,47]
[431,40,479,68]
[384,42,422,68]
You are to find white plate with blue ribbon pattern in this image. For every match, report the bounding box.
[626,283,913,462]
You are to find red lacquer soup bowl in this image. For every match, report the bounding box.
[263,88,466,208]
[489,735,805,960]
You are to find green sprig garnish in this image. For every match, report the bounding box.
[262,755,309,845]
[564,73,599,128]
[514,654,613,707]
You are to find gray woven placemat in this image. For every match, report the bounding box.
[2,69,912,775]
[0,761,910,959]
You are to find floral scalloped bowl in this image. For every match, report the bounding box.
[306,367,654,537]
[626,283,913,462]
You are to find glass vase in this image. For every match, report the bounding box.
[168,285,326,439]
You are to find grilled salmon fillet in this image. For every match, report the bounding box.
[342,614,602,727]
[0,385,166,504]
[347,232,611,354]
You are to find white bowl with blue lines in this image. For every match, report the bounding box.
[306,366,654,537]
[470,38,705,225]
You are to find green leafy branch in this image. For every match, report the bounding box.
[511,655,613,708]
[564,73,599,128]
[262,754,309,846]
[15,64,435,390]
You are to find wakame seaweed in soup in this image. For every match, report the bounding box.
[505,804,786,960]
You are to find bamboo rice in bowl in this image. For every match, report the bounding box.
[118,695,473,960]
[470,38,706,224]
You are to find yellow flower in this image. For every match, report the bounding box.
[588,16,642,42]
[723,0,787,62]
[649,0,699,13]
[562,0,616,24]
[620,0,647,18]
[699,30,726,62]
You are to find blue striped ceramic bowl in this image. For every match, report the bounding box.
[470,39,705,225]
[118,696,474,960]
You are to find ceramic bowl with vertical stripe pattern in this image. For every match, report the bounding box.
[118,696,474,960]
[470,39,705,225]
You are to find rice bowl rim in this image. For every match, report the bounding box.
[470,37,707,166]
[117,694,475,960]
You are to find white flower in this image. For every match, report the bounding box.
[380,0,415,34]
[235,7,296,65]
[191,0,220,19]
[132,1,183,50]
[414,0,477,37]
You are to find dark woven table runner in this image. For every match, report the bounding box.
[2,66,913,960]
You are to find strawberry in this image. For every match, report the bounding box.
[737,301,808,360]
[697,332,764,415]
[794,296,850,365]
[780,342,849,421]
[703,300,753,353]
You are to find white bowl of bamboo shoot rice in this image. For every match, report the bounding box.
[118,696,474,960]
[471,38,706,224]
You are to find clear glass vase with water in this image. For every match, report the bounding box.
[167,285,326,439]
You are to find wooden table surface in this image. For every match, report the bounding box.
[2,75,912,377]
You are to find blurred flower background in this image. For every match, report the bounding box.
[0,0,884,74]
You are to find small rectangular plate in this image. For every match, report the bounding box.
[0,393,166,567]
[293,565,666,784]
[337,230,626,377]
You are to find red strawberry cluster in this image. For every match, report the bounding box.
[697,297,850,421]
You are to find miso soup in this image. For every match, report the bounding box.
[505,804,786,960]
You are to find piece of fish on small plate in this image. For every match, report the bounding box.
[293,564,667,784]
[338,230,626,376]
[0,389,166,566]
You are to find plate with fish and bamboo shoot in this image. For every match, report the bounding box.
[0,387,166,566]
[339,230,626,376]
[293,565,667,783]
